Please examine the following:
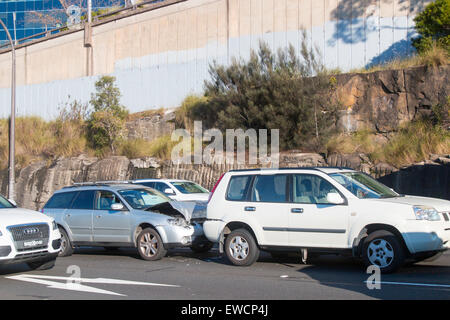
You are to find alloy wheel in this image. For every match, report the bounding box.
[140,232,159,258]
[367,238,394,268]
[229,235,249,261]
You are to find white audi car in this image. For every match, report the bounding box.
[0,194,61,270]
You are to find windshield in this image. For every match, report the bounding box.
[329,172,399,199]
[0,195,15,209]
[118,188,170,210]
[171,181,209,194]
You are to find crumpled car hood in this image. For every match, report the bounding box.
[147,201,199,221]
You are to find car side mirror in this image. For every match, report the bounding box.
[326,193,345,205]
[8,199,17,206]
[111,203,125,211]
[164,188,175,195]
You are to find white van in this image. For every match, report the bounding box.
[204,168,450,273]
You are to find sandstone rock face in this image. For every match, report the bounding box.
[336,65,450,133]
[2,152,448,210]
[125,110,175,141]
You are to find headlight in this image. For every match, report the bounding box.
[167,218,189,227]
[52,220,58,230]
[413,206,441,221]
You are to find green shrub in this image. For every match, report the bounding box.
[412,0,450,54]
[87,76,128,154]
[182,37,340,152]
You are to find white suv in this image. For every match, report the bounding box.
[0,194,61,270]
[204,168,450,273]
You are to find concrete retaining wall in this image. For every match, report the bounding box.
[0,0,431,119]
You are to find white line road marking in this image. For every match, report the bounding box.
[364,280,450,289]
[6,274,180,296]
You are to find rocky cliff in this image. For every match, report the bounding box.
[335,65,449,133]
[1,152,448,211]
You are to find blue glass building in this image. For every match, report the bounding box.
[0,0,121,45]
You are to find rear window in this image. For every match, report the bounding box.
[70,191,95,210]
[44,191,77,209]
[226,175,252,201]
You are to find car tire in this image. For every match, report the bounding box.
[190,241,214,253]
[27,258,56,270]
[58,227,74,257]
[362,230,405,274]
[137,228,167,261]
[225,229,260,266]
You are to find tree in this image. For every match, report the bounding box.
[412,0,450,54]
[88,76,128,154]
[190,35,339,151]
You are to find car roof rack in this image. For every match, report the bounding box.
[228,166,354,172]
[62,180,131,188]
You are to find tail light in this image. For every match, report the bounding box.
[208,173,225,203]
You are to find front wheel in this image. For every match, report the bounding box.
[137,228,167,261]
[225,229,260,266]
[362,230,405,274]
[58,227,73,257]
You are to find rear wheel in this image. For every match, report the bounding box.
[137,228,167,261]
[58,227,73,257]
[225,229,260,266]
[362,230,405,274]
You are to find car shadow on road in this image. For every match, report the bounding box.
[287,255,450,300]
[0,263,33,276]
[72,247,142,260]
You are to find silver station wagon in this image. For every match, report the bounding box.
[42,182,203,261]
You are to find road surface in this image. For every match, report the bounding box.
[0,247,449,300]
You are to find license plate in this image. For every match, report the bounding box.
[23,240,44,247]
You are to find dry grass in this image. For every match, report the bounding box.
[381,120,450,167]
[0,115,88,169]
[350,44,449,74]
[327,119,450,167]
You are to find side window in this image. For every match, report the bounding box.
[96,191,123,210]
[251,175,288,203]
[70,191,95,210]
[154,182,170,194]
[293,174,340,204]
[44,192,77,209]
[140,182,155,189]
[226,175,252,201]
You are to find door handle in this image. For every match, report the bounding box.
[244,206,256,212]
[291,208,304,214]
[66,214,71,218]
[96,215,102,218]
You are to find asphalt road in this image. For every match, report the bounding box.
[0,247,449,300]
